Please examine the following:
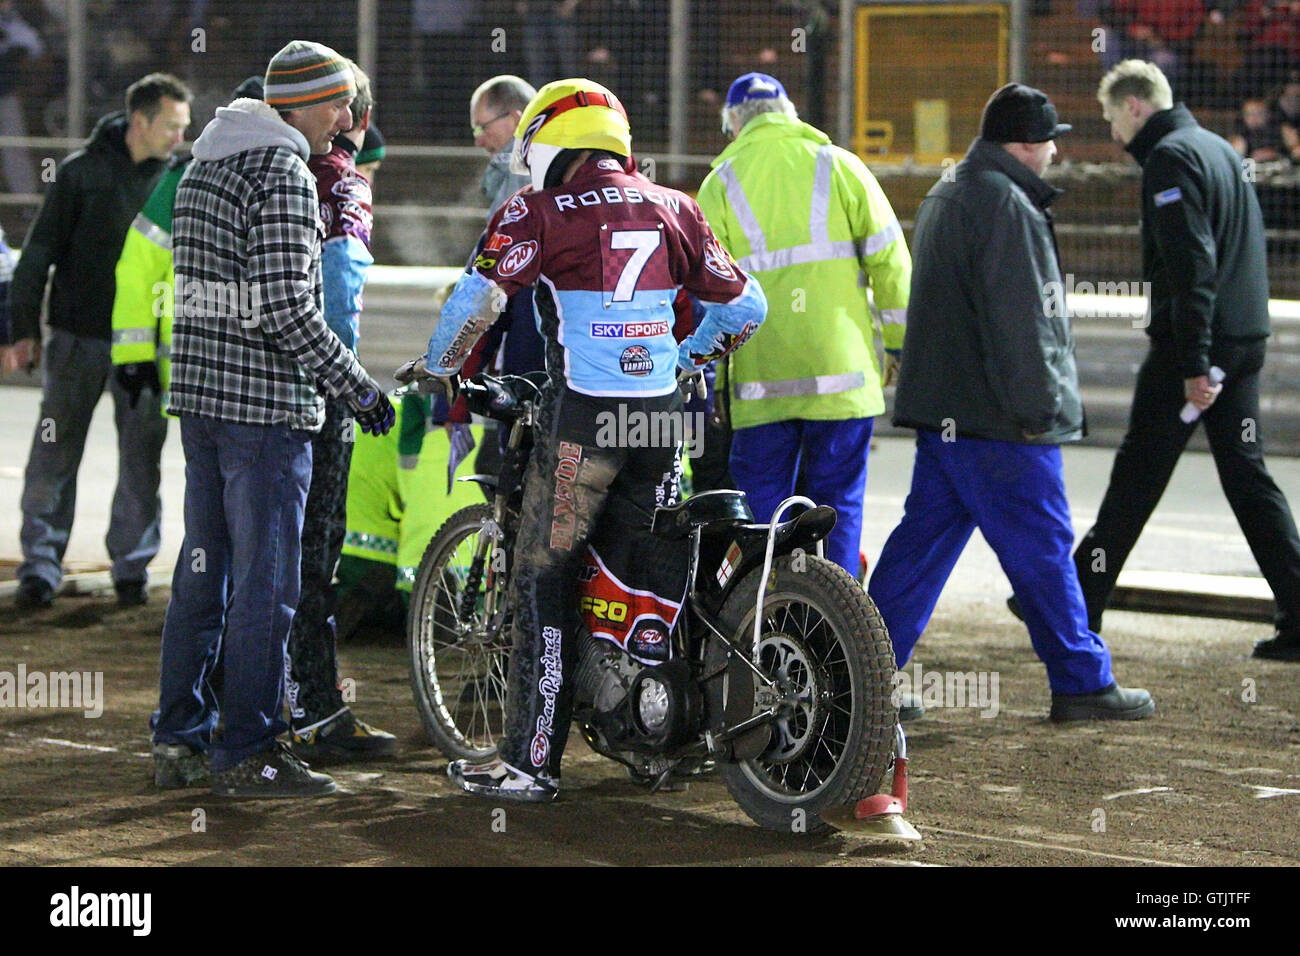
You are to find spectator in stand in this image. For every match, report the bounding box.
[1231,95,1289,160]
[412,0,478,140]
[1238,0,1300,95]
[0,0,43,207]
[517,1,583,88]
[588,0,669,140]
[1273,70,1300,163]
[1098,0,1206,91]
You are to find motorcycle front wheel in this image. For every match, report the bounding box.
[407,503,511,762]
[715,553,897,834]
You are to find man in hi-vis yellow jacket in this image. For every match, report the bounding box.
[697,73,911,574]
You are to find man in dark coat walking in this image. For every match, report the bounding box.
[1078,60,1300,661]
[868,84,1154,722]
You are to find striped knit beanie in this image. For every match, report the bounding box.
[264,40,355,110]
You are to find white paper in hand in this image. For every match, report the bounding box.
[1180,366,1226,423]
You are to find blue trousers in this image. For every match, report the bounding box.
[730,417,873,575]
[868,431,1113,695]
[152,416,313,771]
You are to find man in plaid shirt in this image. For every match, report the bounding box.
[150,41,395,799]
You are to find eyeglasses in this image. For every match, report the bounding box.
[471,110,514,138]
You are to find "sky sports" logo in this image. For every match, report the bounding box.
[591,319,671,338]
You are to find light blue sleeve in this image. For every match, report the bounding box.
[677,274,767,371]
[321,236,374,352]
[424,270,506,374]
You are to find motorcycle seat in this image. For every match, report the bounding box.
[651,489,753,538]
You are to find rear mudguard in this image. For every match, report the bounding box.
[692,504,837,617]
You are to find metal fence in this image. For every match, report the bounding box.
[1,0,1296,293]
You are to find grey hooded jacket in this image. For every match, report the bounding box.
[892,137,1084,445]
[168,98,369,431]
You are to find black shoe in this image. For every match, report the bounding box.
[1251,632,1300,662]
[210,740,336,798]
[1050,683,1154,723]
[291,709,397,763]
[15,577,54,610]
[114,580,148,607]
[897,691,924,722]
[153,742,210,789]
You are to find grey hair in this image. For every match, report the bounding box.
[721,95,798,137]
[471,74,537,116]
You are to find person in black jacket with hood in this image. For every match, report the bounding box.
[1077,60,1300,662]
[869,84,1155,722]
[2,73,191,609]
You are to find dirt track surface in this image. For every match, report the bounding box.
[1,589,1298,867]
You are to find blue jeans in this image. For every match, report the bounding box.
[868,431,1113,695]
[730,417,874,575]
[151,415,313,772]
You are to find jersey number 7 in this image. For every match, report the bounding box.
[602,225,666,307]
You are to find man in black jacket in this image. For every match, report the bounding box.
[868,84,1154,722]
[2,73,191,609]
[1077,60,1300,661]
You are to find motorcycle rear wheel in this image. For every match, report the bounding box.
[407,503,511,762]
[715,554,897,834]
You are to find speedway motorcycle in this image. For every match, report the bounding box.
[394,363,902,834]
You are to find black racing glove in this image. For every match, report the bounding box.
[114,362,161,409]
[351,379,396,436]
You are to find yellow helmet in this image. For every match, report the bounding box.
[512,78,632,191]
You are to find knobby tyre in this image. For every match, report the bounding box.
[407,503,511,761]
[716,554,897,834]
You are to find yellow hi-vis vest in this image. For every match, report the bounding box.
[110,160,186,413]
[697,112,911,430]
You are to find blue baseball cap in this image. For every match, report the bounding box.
[725,72,788,108]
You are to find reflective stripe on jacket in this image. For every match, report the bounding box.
[697,112,911,429]
[111,158,187,409]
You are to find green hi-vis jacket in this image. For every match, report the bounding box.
[696,113,911,430]
[110,157,189,410]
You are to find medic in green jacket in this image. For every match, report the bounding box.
[697,107,911,431]
[109,156,188,412]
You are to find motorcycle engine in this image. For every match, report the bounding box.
[574,632,700,754]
